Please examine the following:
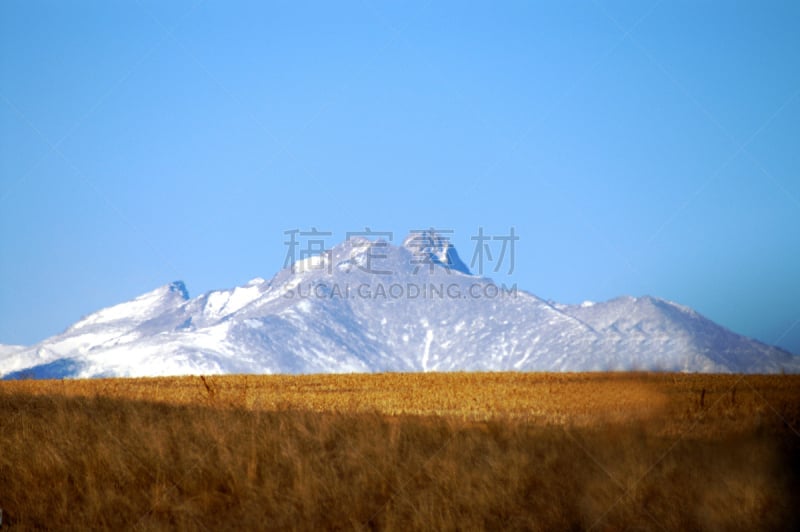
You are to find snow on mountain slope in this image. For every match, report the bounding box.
[0,344,25,357]
[0,282,190,378]
[0,344,27,371]
[560,296,797,372]
[2,231,798,378]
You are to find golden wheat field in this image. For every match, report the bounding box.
[1,372,799,530]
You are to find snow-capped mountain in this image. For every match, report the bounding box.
[2,231,798,378]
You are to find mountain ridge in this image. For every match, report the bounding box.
[2,233,798,378]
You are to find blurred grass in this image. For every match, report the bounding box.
[0,372,798,530]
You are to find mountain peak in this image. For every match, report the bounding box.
[168,281,190,300]
[402,229,471,275]
[66,281,190,333]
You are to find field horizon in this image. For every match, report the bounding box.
[2,372,799,530]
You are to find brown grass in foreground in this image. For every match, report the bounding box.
[1,373,799,530]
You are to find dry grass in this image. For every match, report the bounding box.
[1,372,798,530]
[1,372,671,424]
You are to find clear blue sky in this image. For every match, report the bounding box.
[1,1,799,354]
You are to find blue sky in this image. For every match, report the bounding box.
[1,1,799,354]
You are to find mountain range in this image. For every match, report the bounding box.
[2,231,798,378]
